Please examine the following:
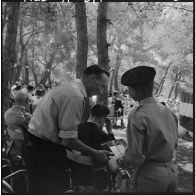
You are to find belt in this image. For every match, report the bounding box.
[145,159,175,168]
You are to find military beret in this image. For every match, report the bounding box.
[121,66,156,87]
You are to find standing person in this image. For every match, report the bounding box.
[10,82,23,107]
[108,66,178,192]
[68,104,115,191]
[31,88,45,112]
[112,91,125,128]
[22,65,113,193]
[27,84,35,113]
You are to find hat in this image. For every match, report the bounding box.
[121,66,156,87]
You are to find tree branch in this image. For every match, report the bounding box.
[23,29,46,49]
[130,4,141,20]
[22,26,45,37]
[51,63,60,71]
[162,3,193,13]
[35,55,46,68]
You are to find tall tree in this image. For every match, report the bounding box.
[96,2,109,105]
[2,2,20,113]
[75,2,88,78]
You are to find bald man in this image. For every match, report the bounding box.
[4,91,32,131]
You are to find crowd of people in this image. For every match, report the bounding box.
[3,64,179,193]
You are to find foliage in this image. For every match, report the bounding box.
[2,2,193,96]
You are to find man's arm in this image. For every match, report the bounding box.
[62,138,113,163]
[57,96,113,163]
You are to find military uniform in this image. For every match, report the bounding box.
[113,66,178,192]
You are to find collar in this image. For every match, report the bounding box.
[139,97,156,106]
[87,120,99,127]
[75,79,87,98]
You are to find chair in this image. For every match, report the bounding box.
[4,123,26,179]
[2,170,29,193]
[66,149,114,192]
[2,180,14,193]
[5,123,25,159]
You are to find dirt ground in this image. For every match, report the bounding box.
[109,116,193,192]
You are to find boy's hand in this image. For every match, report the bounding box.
[108,156,120,172]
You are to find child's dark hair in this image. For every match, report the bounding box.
[82,64,110,78]
[91,104,110,118]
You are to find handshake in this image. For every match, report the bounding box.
[108,156,131,179]
[108,156,120,172]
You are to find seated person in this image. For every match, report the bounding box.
[68,104,115,191]
[4,91,32,156]
[5,91,32,130]
[32,88,45,112]
[27,84,35,113]
[10,82,22,107]
[112,91,125,127]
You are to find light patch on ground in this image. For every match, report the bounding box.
[177,163,193,172]
[178,138,193,148]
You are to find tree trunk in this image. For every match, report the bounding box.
[2,2,20,113]
[113,52,122,91]
[14,18,25,83]
[75,3,88,79]
[40,51,56,85]
[2,3,8,39]
[48,75,52,88]
[108,67,114,94]
[168,71,181,99]
[174,83,180,99]
[155,62,172,95]
[24,50,29,85]
[96,2,109,106]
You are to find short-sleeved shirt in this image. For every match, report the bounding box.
[119,97,178,169]
[28,79,87,145]
[4,105,31,130]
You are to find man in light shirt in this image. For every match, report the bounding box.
[22,65,113,193]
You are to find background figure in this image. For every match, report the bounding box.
[10,82,23,107]
[68,104,115,191]
[27,84,35,114]
[4,91,32,131]
[4,91,32,157]
[31,88,45,112]
[112,91,125,128]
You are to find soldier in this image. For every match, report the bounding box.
[108,66,178,192]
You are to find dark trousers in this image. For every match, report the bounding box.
[22,132,68,193]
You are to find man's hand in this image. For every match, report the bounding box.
[108,156,120,172]
[94,150,114,163]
